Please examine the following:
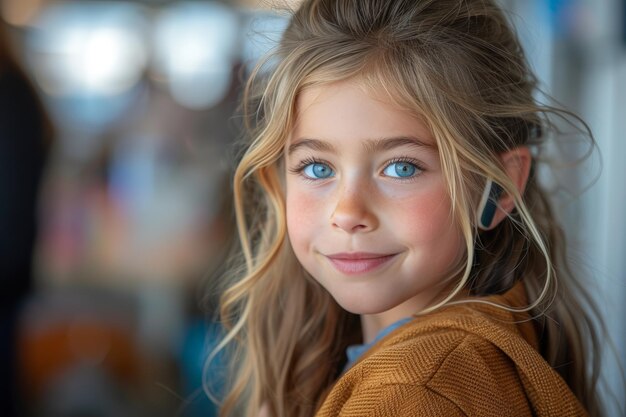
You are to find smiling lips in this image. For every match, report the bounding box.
[325,252,397,275]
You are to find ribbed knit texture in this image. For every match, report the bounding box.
[315,283,587,416]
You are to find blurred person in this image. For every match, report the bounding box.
[0,20,52,417]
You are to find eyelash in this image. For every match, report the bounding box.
[288,157,328,175]
[288,156,426,180]
[384,157,426,179]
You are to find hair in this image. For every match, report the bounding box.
[209,1,607,416]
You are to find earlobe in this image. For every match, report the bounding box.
[477,147,532,230]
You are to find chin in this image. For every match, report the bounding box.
[331,292,401,316]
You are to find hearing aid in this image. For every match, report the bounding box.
[477,178,504,230]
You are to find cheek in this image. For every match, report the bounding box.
[391,188,459,246]
[286,185,325,250]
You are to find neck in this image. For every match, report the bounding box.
[359,281,468,344]
[360,314,386,345]
[359,301,419,344]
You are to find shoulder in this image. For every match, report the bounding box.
[317,285,587,416]
[354,300,539,383]
[317,326,534,417]
[364,321,533,405]
[317,306,542,417]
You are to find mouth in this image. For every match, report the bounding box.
[324,252,398,275]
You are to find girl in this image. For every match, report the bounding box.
[211,0,608,416]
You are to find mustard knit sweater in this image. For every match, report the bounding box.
[315,283,587,416]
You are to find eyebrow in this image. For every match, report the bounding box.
[287,135,434,155]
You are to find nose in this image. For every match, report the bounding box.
[331,184,378,234]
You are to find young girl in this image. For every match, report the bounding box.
[211,0,607,416]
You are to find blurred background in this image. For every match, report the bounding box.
[0,0,624,416]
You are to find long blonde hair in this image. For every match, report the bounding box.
[210,1,605,415]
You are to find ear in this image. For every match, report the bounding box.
[484,146,532,229]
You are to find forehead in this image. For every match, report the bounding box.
[289,80,435,148]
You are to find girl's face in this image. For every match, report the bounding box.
[285,80,465,323]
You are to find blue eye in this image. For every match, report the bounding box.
[303,162,334,179]
[383,161,418,178]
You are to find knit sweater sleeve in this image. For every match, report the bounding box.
[315,381,465,417]
[316,333,535,417]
